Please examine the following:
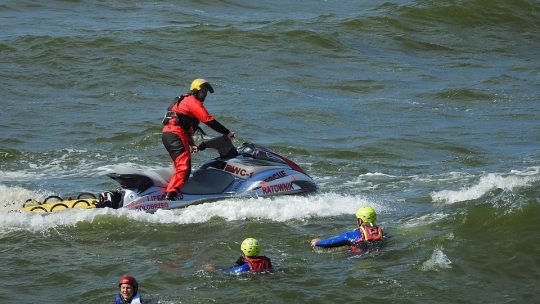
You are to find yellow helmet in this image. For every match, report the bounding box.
[241,238,260,257]
[356,206,377,224]
[190,78,214,93]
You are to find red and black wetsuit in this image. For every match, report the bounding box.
[229,255,273,273]
[162,94,230,193]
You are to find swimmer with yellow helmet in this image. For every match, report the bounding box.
[311,206,384,253]
[229,238,273,274]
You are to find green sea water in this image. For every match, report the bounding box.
[1,1,539,303]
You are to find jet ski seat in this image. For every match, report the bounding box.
[181,168,235,194]
[106,166,173,193]
[106,173,155,193]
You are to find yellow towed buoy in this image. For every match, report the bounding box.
[21,193,99,213]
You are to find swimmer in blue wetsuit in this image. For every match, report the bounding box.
[311,207,384,254]
[229,238,273,274]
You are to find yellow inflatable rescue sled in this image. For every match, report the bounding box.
[21,193,99,213]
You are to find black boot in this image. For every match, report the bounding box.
[163,191,178,201]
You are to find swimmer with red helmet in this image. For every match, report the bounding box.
[115,275,143,304]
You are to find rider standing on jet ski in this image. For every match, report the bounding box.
[162,78,235,200]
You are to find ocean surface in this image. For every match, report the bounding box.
[1,0,539,303]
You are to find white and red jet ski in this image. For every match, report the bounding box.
[99,141,317,212]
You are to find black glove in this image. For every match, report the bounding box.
[197,141,207,151]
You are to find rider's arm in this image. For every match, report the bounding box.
[228,262,250,274]
[206,119,230,135]
[313,230,361,248]
[188,99,230,135]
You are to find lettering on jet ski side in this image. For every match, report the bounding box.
[224,164,253,178]
[261,183,294,194]
[124,194,183,208]
[135,202,170,211]
[146,194,183,201]
[262,170,287,183]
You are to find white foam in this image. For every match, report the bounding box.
[344,172,396,185]
[363,172,395,178]
[0,184,54,212]
[341,172,401,192]
[0,192,390,232]
[0,208,115,233]
[0,170,47,182]
[401,212,450,228]
[421,247,452,271]
[0,150,151,183]
[431,167,540,204]
[175,192,387,223]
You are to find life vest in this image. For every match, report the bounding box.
[115,292,142,304]
[349,224,383,254]
[162,94,199,130]
[243,256,272,272]
[357,223,383,242]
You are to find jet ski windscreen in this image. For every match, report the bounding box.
[238,143,285,163]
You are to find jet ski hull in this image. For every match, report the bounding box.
[20,142,317,213]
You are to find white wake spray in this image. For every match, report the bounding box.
[430,166,539,204]
[0,190,390,232]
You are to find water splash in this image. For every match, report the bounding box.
[0,184,53,211]
[431,167,540,204]
[421,247,452,271]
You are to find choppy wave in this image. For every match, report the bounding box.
[419,88,497,102]
[1,0,539,301]
[431,166,540,204]
[401,212,451,229]
[0,149,115,182]
[3,1,537,65]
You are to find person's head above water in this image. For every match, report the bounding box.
[118,275,138,301]
[356,206,377,225]
[241,238,260,257]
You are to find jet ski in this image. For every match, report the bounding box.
[21,139,317,213]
